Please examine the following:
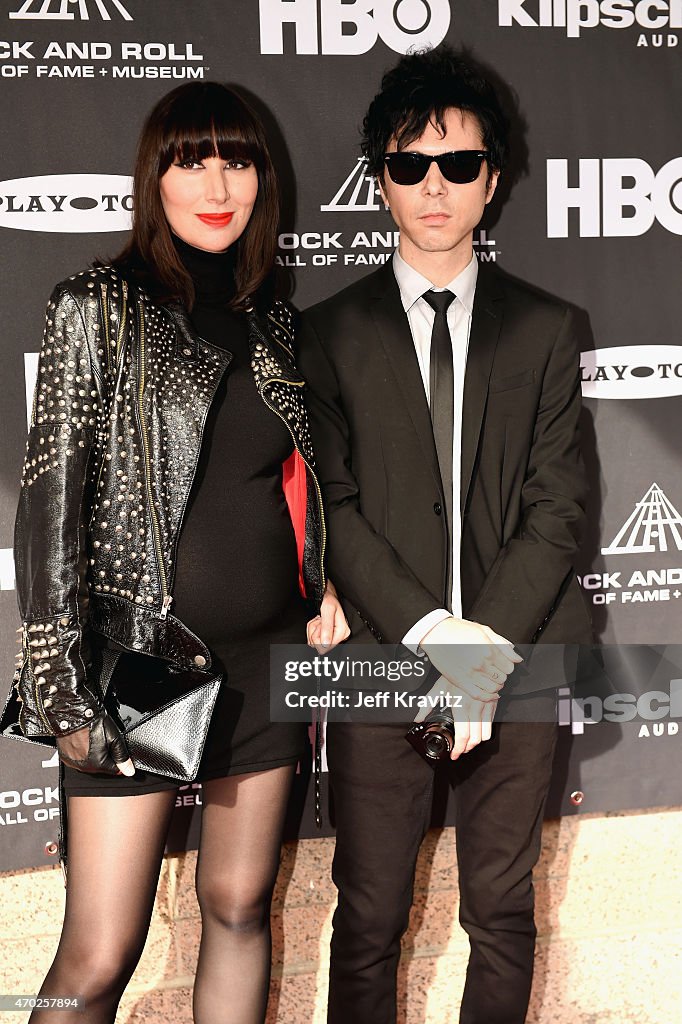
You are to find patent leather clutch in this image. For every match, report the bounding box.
[101,648,222,782]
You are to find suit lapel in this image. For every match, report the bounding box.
[369,265,441,491]
[460,264,504,514]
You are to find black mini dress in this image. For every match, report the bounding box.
[63,240,310,796]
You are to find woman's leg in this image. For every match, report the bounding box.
[193,765,296,1024]
[31,789,178,1024]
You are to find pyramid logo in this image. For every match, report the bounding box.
[320,158,384,212]
[601,484,682,555]
[10,0,133,19]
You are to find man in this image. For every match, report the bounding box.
[298,47,592,1024]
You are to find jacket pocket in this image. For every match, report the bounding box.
[489,368,536,393]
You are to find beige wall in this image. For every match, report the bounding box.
[1,807,681,1023]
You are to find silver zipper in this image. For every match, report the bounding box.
[136,300,172,620]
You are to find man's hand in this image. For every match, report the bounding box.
[420,617,522,701]
[414,675,499,759]
[307,580,351,653]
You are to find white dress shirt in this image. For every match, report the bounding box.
[392,248,479,651]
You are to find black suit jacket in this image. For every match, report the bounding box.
[297,260,592,654]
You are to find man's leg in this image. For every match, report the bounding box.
[453,692,558,1024]
[327,721,434,1024]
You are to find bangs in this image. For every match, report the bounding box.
[156,83,264,174]
[168,131,260,168]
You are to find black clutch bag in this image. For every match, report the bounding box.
[100,647,222,782]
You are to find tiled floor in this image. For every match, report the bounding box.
[1,808,680,1023]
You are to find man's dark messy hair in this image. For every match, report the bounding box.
[362,46,509,184]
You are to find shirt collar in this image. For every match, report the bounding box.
[392,248,478,317]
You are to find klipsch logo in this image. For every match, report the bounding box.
[601,484,682,556]
[558,682,682,738]
[547,158,682,237]
[9,0,133,19]
[581,346,682,399]
[259,0,451,55]
[499,0,682,41]
[0,175,133,232]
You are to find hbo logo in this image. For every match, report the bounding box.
[547,158,682,237]
[259,0,451,55]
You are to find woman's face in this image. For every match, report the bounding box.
[159,153,259,252]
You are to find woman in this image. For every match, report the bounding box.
[1,82,348,1023]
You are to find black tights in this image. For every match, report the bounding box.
[30,765,295,1024]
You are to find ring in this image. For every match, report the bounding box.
[491,671,499,681]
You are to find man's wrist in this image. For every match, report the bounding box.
[420,614,464,650]
[402,608,450,654]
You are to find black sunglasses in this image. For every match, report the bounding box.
[383,150,488,186]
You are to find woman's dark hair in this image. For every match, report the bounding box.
[362,47,509,184]
[113,81,280,311]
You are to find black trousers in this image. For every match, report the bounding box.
[326,695,558,1024]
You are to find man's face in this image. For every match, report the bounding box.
[379,108,498,272]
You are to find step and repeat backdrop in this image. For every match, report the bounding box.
[0,0,680,870]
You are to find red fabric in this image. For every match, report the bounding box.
[282,449,307,597]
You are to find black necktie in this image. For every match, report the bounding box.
[423,289,455,609]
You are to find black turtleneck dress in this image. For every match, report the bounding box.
[63,241,310,795]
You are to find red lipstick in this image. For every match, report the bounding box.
[197,212,234,226]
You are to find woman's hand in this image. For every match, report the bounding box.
[56,711,135,776]
[306,580,351,653]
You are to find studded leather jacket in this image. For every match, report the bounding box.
[2,264,325,744]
